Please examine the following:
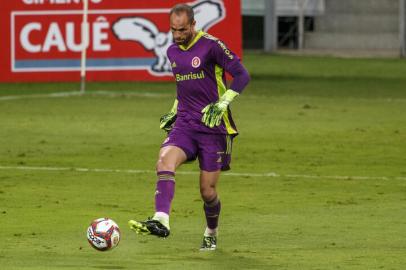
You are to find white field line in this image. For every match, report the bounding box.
[2,91,406,103]
[0,91,82,100]
[0,165,405,181]
[0,91,171,101]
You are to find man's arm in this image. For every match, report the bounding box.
[201,39,250,128]
[226,60,250,94]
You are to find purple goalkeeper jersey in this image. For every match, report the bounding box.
[167,30,250,135]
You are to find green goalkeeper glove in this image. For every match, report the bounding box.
[160,99,178,132]
[201,89,239,128]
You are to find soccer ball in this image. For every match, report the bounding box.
[87,218,121,251]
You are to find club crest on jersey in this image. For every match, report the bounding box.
[191,57,201,68]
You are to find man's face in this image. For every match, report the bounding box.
[170,12,196,46]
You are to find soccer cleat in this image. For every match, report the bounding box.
[128,218,170,238]
[200,235,217,251]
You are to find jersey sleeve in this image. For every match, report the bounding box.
[166,45,173,68]
[211,39,250,93]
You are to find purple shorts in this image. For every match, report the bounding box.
[161,128,233,172]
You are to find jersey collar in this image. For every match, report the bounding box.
[179,30,205,51]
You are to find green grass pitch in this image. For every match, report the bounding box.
[0,52,405,269]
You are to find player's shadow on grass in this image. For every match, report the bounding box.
[91,266,126,270]
[55,266,126,269]
[190,249,271,269]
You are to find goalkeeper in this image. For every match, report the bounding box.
[129,3,250,251]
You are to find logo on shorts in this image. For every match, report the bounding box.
[191,57,201,68]
[163,137,170,144]
[216,151,224,163]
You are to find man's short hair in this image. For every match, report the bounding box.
[170,4,194,24]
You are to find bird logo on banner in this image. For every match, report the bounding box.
[112,0,225,75]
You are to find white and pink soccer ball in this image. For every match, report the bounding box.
[87,218,120,251]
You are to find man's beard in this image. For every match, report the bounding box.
[175,31,193,46]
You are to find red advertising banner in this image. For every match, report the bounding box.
[0,0,242,82]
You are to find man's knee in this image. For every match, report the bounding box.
[156,153,176,172]
[200,185,217,202]
[156,146,187,172]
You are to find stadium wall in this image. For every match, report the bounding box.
[242,0,403,56]
[305,0,400,53]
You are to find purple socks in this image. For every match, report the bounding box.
[155,171,175,215]
[154,171,221,232]
[204,197,221,230]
